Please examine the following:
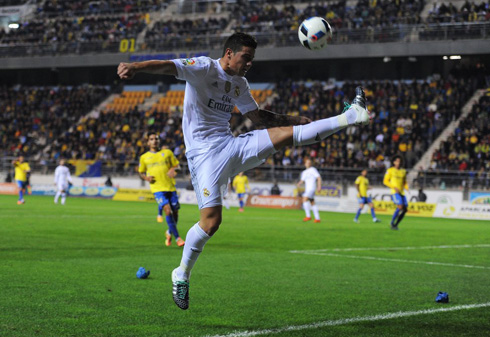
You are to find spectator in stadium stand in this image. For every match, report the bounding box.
[117,32,373,311]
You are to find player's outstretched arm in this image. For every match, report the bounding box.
[118,60,177,79]
[244,109,311,129]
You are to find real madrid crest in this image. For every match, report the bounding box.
[225,81,231,93]
[203,188,210,197]
[234,86,240,97]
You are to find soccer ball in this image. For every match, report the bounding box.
[298,17,332,50]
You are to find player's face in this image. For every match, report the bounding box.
[147,134,160,150]
[305,159,312,168]
[18,156,24,163]
[227,46,255,77]
[362,169,367,176]
[393,158,401,168]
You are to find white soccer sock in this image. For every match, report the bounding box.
[61,193,66,205]
[312,204,320,220]
[54,191,61,203]
[303,201,312,217]
[177,222,211,281]
[293,107,357,146]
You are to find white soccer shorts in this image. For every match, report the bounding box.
[188,129,275,209]
[303,189,316,200]
[57,183,69,192]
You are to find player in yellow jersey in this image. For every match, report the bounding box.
[232,172,249,212]
[383,155,409,230]
[139,132,184,247]
[353,169,380,223]
[12,156,30,205]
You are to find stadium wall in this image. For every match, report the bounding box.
[7,175,487,221]
[2,40,490,70]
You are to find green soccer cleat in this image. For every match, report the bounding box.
[172,268,189,310]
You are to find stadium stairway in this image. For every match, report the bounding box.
[82,93,120,121]
[141,93,165,111]
[408,88,487,183]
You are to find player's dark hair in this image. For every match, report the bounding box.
[222,33,257,56]
[392,154,404,166]
[146,131,158,140]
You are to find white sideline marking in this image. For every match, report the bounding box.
[207,303,490,337]
[290,244,490,253]
[292,252,490,270]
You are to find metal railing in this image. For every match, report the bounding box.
[0,22,488,58]
[1,157,488,191]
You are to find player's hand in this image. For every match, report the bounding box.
[117,62,136,80]
[147,176,156,184]
[167,168,177,178]
[394,188,401,194]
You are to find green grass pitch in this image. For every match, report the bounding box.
[1,195,489,337]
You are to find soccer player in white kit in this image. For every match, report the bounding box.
[297,158,322,223]
[54,159,73,205]
[117,33,373,310]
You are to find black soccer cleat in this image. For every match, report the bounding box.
[172,268,189,310]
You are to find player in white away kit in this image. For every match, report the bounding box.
[297,158,322,223]
[54,159,73,205]
[117,33,373,310]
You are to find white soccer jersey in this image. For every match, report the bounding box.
[54,165,72,189]
[301,167,321,195]
[172,56,259,159]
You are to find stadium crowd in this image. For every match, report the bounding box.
[0,85,109,162]
[235,0,425,34]
[0,13,148,55]
[38,0,168,16]
[49,108,185,175]
[426,1,490,23]
[2,73,483,179]
[143,16,229,51]
[1,0,489,56]
[428,92,490,189]
[260,76,479,176]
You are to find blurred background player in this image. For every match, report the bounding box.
[353,169,380,223]
[297,157,322,223]
[139,132,184,247]
[384,155,409,230]
[232,172,250,212]
[54,159,73,205]
[13,156,30,205]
